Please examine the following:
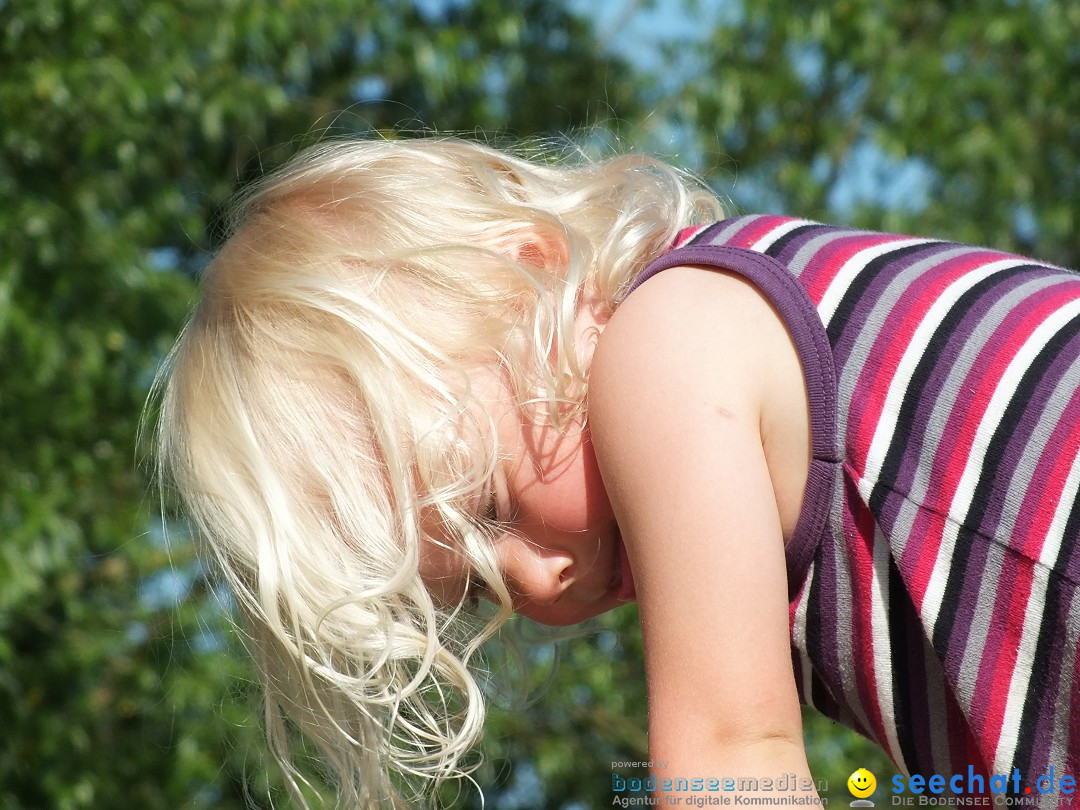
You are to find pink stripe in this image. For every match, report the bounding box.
[926,287,1076,514]
[801,232,923,304]
[724,215,795,248]
[975,387,1080,758]
[1008,385,1080,563]
[847,252,1004,608]
[845,251,994,475]
[970,552,1021,752]
[902,507,944,608]
[962,722,991,788]
[846,501,888,757]
[905,287,1078,609]
[674,225,707,247]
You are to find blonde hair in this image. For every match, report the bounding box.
[152,136,721,807]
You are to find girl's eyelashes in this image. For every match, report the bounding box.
[481,489,518,527]
[480,472,517,526]
[466,574,491,605]
[482,489,516,525]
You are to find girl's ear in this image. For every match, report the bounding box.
[494,226,569,272]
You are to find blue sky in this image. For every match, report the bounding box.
[568,0,934,218]
[569,0,728,65]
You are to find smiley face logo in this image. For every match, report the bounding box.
[847,768,877,799]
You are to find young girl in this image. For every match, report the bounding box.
[154,136,1080,808]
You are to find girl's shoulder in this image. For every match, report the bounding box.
[591,261,811,541]
[598,262,789,402]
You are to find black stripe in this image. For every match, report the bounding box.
[804,545,826,705]
[825,242,951,348]
[963,315,1080,535]
[762,223,822,259]
[1052,431,1080,587]
[803,541,860,729]
[932,314,1080,656]
[888,554,921,772]
[1010,568,1071,778]
[868,265,1039,518]
[1011,467,1080,775]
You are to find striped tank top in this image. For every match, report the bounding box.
[634,215,1080,792]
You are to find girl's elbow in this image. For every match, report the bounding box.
[650,721,809,777]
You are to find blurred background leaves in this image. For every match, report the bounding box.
[0,0,1075,807]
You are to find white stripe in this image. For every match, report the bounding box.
[749,218,812,253]
[992,447,1080,772]
[792,562,816,706]
[857,258,1029,503]
[817,237,938,323]
[921,298,1080,637]
[870,526,906,772]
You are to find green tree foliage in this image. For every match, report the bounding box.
[0,1,638,807]
[675,0,1079,266]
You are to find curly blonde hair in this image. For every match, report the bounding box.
[152,136,721,807]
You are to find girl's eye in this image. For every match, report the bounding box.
[482,490,518,526]
[467,574,491,605]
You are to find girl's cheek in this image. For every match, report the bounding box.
[512,424,614,531]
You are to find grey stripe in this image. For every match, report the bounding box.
[923,634,955,778]
[829,245,974,460]
[956,540,1007,717]
[709,216,764,245]
[879,273,1056,563]
[830,502,873,735]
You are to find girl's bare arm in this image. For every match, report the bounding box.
[589,265,816,799]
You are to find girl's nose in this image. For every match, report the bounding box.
[501,543,573,606]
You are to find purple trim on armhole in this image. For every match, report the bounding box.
[627,244,839,595]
